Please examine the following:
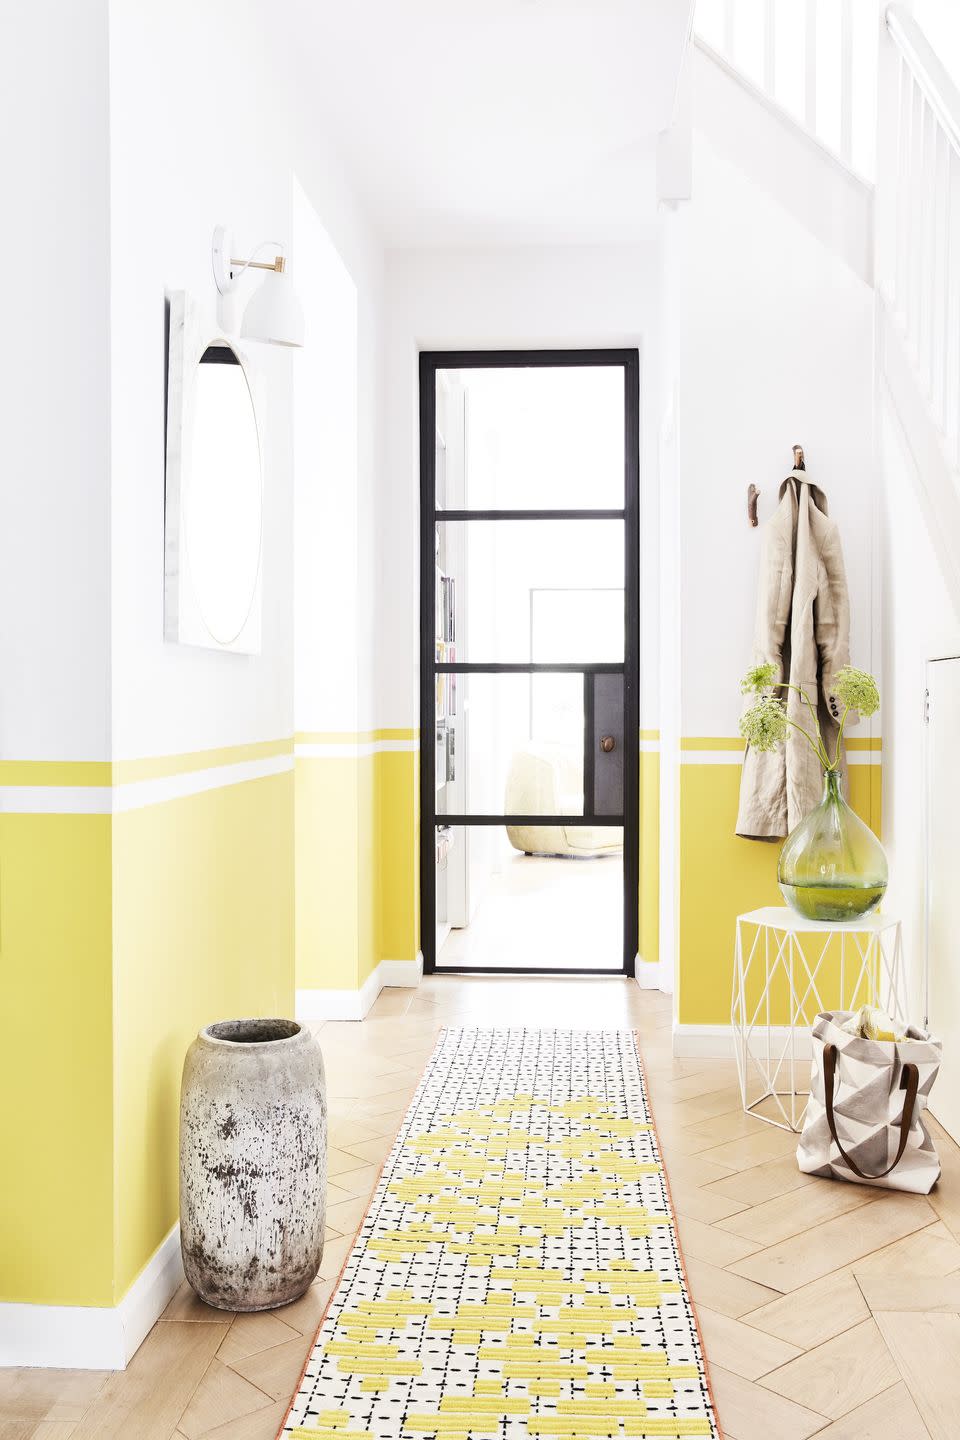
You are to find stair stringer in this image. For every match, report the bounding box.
[879,296,960,617]
[694,38,874,286]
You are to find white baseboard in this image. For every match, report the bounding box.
[380,953,423,988]
[297,966,383,1021]
[297,953,424,1022]
[0,1223,183,1369]
[673,1023,814,1060]
[634,959,662,990]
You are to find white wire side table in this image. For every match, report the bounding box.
[732,906,909,1133]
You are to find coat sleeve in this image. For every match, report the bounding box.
[813,522,855,724]
[735,517,793,839]
[753,523,793,685]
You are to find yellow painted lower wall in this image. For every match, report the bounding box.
[639,749,660,967]
[295,757,364,991]
[678,758,883,1025]
[295,743,419,994]
[377,748,419,964]
[0,813,115,1306]
[113,770,294,1300]
[4,733,413,1312]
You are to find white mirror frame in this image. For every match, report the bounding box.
[164,289,265,654]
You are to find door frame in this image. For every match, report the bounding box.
[419,347,641,976]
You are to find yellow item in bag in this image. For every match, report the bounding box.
[839,1004,905,1042]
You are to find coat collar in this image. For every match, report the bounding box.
[779,468,829,515]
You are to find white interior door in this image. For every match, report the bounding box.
[927,656,960,1144]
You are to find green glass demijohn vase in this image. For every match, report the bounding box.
[778,769,888,922]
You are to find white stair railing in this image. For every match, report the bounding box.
[695,0,881,179]
[880,5,960,464]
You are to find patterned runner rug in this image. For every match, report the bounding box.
[279,1028,721,1440]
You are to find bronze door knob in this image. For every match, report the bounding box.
[600,735,616,753]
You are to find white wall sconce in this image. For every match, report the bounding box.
[211,225,305,348]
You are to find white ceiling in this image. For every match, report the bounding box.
[288,1,694,246]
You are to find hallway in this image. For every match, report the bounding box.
[6,977,957,1439]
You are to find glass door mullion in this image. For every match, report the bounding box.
[437,509,625,522]
[583,671,595,820]
[435,662,625,674]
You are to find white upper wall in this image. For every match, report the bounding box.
[108,0,385,758]
[1,1,112,760]
[109,0,294,759]
[379,240,665,730]
[672,134,876,740]
[879,396,960,1018]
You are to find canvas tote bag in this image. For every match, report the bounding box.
[797,1010,941,1194]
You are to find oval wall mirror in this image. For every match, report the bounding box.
[183,344,263,647]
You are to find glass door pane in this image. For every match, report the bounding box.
[435,366,625,511]
[531,587,624,663]
[435,825,623,972]
[435,671,589,818]
[433,518,624,663]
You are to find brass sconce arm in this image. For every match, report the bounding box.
[230,254,286,275]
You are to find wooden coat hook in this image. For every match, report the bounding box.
[748,446,806,528]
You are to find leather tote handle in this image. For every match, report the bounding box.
[823,1043,920,1180]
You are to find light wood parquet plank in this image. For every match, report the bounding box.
[758,1316,899,1419]
[701,1153,816,1206]
[683,1255,783,1318]
[729,1194,938,1292]
[674,1214,763,1267]
[176,1397,291,1439]
[739,1267,873,1350]
[715,1172,879,1247]
[176,1360,272,1439]
[0,1371,108,1426]
[225,1334,313,1404]
[694,1306,803,1380]
[669,1181,751,1225]
[873,1312,960,1440]
[804,1381,930,1440]
[706,1365,828,1440]
[216,1313,301,1368]
[851,1220,960,1280]
[71,1320,228,1440]
[855,1271,960,1312]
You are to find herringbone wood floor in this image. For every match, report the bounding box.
[3,976,959,1439]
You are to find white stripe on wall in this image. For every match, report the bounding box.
[0,755,294,816]
[680,749,880,765]
[115,754,294,812]
[0,786,115,815]
[295,739,420,759]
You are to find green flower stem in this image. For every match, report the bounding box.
[773,681,835,771]
[832,702,851,771]
[776,681,829,753]
[783,714,833,770]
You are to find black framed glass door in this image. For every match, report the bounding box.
[419,350,640,975]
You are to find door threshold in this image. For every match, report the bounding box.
[433,966,628,977]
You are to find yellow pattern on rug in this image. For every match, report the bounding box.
[279,1029,719,1440]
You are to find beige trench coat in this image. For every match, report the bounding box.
[736,470,854,840]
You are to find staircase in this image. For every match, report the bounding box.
[877,5,960,603]
[695,0,960,601]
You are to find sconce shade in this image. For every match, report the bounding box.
[240,269,305,348]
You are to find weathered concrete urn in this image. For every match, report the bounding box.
[179,1018,326,1311]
